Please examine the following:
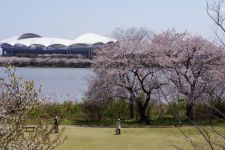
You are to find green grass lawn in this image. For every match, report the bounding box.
[56,126,193,150]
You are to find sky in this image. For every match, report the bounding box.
[0,0,217,40]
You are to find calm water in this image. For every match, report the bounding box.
[0,67,94,103]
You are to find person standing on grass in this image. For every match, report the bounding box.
[175,113,182,127]
[116,118,121,135]
[53,116,59,133]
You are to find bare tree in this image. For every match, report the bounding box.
[174,62,225,150]
[0,65,66,150]
[207,0,225,46]
[171,1,225,149]
[174,122,225,150]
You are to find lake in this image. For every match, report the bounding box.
[0,67,95,103]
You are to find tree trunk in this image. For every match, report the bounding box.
[97,111,102,121]
[137,102,147,122]
[139,107,146,122]
[129,94,135,119]
[186,102,194,120]
[145,106,150,125]
[129,101,134,119]
[136,95,151,124]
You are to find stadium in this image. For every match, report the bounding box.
[0,33,116,58]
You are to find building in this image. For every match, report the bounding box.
[0,33,116,58]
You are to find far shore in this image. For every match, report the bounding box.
[0,56,93,68]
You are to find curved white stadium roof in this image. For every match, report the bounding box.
[0,36,20,45]
[14,38,72,47]
[0,33,116,47]
[73,33,116,44]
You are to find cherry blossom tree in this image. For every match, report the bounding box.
[84,71,115,121]
[154,30,225,120]
[200,68,225,118]
[0,65,66,150]
[92,27,225,123]
[94,28,166,122]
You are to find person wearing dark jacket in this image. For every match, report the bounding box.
[53,116,59,133]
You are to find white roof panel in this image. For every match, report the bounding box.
[0,33,117,47]
[0,36,20,45]
[73,33,116,44]
[14,38,72,47]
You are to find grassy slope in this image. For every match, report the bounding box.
[56,126,193,150]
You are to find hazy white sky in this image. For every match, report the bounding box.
[0,0,217,40]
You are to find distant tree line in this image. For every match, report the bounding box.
[0,55,93,68]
